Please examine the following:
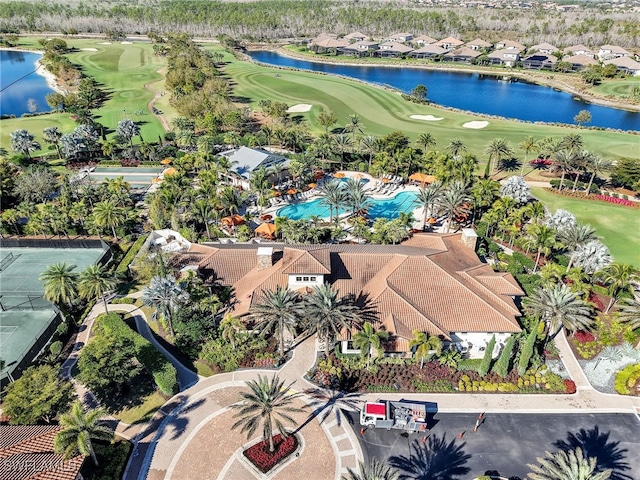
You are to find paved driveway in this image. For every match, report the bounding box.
[346,411,640,479]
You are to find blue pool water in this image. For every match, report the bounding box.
[277,191,419,220]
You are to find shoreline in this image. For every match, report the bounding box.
[247,44,640,114]
[1,47,65,95]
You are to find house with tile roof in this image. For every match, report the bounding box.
[343,31,368,42]
[0,425,85,480]
[434,36,465,51]
[522,53,557,70]
[411,34,438,46]
[411,44,448,59]
[340,40,379,57]
[604,56,640,76]
[562,54,599,71]
[444,47,483,63]
[386,32,414,43]
[563,44,594,58]
[177,232,524,359]
[375,42,414,57]
[597,45,631,60]
[218,146,289,190]
[529,42,558,55]
[465,38,492,51]
[495,39,526,51]
[488,48,521,67]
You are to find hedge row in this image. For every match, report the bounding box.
[615,363,640,395]
[99,313,179,395]
[115,235,147,277]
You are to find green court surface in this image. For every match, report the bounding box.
[88,166,163,188]
[93,167,164,174]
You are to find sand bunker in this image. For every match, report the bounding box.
[80,48,98,52]
[98,42,112,45]
[463,121,489,129]
[121,41,133,45]
[410,114,443,121]
[287,104,312,113]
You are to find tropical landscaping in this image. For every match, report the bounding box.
[1,21,639,480]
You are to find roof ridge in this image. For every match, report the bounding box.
[457,270,521,319]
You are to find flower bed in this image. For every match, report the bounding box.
[543,188,639,207]
[243,434,298,474]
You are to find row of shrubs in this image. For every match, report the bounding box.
[615,363,640,395]
[115,235,147,278]
[99,313,179,395]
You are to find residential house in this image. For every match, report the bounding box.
[563,44,594,58]
[522,53,557,70]
[410,44,448,59]
[177,232,524,358]
[444,47,482,63]
[219,146,289,190]
[309,36,349,53]
[434,36,465,51]
[340,40,379,57]
[495,39,526,51]
[465,38,492,51]
[488,48,521,67]
[309,32,337,45]
[376,42,414,57]
[529,42,558,55]
[598,45,631,60]
[562,54,599,71]
[0,425,85,480]
[343,31,368,43]
[411,34,438,46]
[386,32,414,43]
[604,56,640,76]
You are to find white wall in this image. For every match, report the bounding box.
[450,332,512,359]
[288,274,324,289]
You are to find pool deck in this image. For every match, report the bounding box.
[257,171,434,235]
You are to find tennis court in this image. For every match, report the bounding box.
[88,166,163,189]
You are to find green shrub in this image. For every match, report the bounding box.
[518,322,538,376]
[493,335,516,377]
[457,358,483,373]
[614,363,640,395]
[512,252,535,271]
[111,297,136,304]
[115,235,147,277]
[479,335,496,377]
[99,313,179,395]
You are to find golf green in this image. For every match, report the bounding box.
[531,187,640,267]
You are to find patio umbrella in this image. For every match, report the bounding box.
[354,173,363,180]
[163,167,177,176]
[308,183,317,188]
[255,222,277,238]
[287,188,298,195]
[160,158,173,165]
[333,172,345,178]
[427,217,438,224]
[273,191,282,196]
[260,214,273,221]
[381,177,390,183]
[222,214,245,226]
[409,172,436,187]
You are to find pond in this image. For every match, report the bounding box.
[1,49,55,117]
[248,51,640,132]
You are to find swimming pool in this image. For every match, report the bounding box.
[277,191,419,221]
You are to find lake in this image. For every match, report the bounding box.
[248,51,640,132]
[0,49,55,117]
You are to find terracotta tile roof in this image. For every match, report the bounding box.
[281,248,331,274]
[183,234,523,349]
[0,425,84,480]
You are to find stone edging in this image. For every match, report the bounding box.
[236,430,305,479]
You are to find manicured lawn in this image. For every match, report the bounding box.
[531,187,640,267]
[112,388,166,424]
[212,46,639,167]
[591,77,640,99]
[1,38,169,154]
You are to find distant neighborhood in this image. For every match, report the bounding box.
[306,32,640,76]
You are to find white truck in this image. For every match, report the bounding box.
[360,400,427,433]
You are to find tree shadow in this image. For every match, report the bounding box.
[388,433,471,480]
[499,157,521,173]
[553,426,632,480]
[293,388,362,434]
[167,397,206,440]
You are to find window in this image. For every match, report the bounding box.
[296,276,302,282]
[303,276,309,281]
[310,276,316,281]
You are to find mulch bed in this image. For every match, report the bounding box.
[243,433,298,474]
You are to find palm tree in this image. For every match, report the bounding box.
[43,126,63,158]
[571,240,612,276]
[116,118,140,147]
[413,182,442,230]
[524,224,560,273]
[303,284,362,356]
[190,197,214,238]
[558,223,597,271]
[437,182,471,233]
[552,150,575,191]
[320,180,345,223]
[585,154,611,195]
[54,401,113,467]
[561,133,584,153]
[409,330,443,368]
[333,133,353,170]
[618,285,640,330]
[344,113,365,142]
[518,135,538,176]
[141,275,189,337]
[39,262,78,308]
[445,138,466,158]
[470,178,500,224]
[599,263,638,313]
[248,287,303,357]
[91,200,126,242]
[231,375,304,453]
[78,264,117,312]
[353,322,388,368]
[360,135,378,169]
[416,132,436,156]
[344,460,400,480]
[484,138,513,176]
[524,283,593,337]
[527,447,612,480]
[439,349,461,368]
[220,313,245,348]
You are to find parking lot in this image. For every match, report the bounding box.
[345,411,640,479]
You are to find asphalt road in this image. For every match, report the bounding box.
[345,411,640,479]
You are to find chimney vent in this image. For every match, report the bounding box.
[257,247,274,270]
[461,228,478,251]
